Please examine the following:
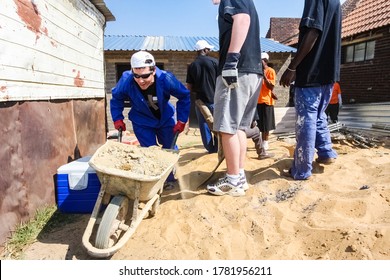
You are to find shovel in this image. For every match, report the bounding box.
[118,127,123,143]
[193,99,225,188]
[170,131,179,150]
[195,133,225,189]
[163,131,180,191]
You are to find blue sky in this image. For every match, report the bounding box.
[104,0,346,38]
[103,0,299,38]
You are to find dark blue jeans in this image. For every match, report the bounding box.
[291,85,337,180]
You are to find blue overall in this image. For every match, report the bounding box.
[291,85,338,180]
[110,67,190,181]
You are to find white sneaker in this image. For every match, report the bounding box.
[207,176,245,197]
[240,174,249,191]
[258,149,274,160]
[262,141,269,150]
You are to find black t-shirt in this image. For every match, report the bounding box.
[295,0,341,87]
[217,0,262,76]
[137,82,161,119]
[186,55,218,104]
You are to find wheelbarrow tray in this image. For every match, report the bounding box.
[89,141,179,201]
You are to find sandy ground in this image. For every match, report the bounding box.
[16,129,390,260]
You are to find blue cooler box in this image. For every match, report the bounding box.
[56,156,101,213]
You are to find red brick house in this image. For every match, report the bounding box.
[266,17,300,47]
[267,0,390,104]
[340,0,390,103]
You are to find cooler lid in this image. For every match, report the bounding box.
[57,156,95,173]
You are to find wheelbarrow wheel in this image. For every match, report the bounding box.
[95,195,129,249]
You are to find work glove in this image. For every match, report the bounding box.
[114,119,126,132]
[173,121,186,134]
[222,52,240,89]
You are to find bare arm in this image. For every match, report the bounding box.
[280,28,320,87]
[228,13,250,53]
[263,75,275,91]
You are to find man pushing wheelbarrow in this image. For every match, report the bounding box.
[110,51,191,190]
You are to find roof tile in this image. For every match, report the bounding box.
[342,0,390,38]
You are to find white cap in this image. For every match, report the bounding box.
[130,51,155,68]
[194,40,214,51]
[261,52,269,60]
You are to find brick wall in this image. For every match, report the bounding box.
[266,18,300,45]
[340,26,390,104]
[268,52,294,107]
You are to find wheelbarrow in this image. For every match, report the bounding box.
[82,140,179,258]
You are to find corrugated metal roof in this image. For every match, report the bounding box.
[104,35,296,53]
[260,37,297,53]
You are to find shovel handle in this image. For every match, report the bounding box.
[170,131,179,149]
[118,128,123,143]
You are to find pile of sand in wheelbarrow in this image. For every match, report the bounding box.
[91,141,178,177]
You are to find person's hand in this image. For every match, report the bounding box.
[173,121,186,134]
[280,67,296,87]
[222,52,241,89]
[114,119,126,131]
[271,92,278,100]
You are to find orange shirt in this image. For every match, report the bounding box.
[329,82,341,104]
[258,67,276,105]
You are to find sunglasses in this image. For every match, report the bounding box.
[133,71,154,79]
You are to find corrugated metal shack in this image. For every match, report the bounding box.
[0,0,114,248]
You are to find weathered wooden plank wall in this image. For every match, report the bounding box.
[0,0,105,101]
[0,0,108,249]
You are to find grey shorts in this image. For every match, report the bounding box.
[213,73,262,134]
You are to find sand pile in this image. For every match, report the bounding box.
[90,141,179,178]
